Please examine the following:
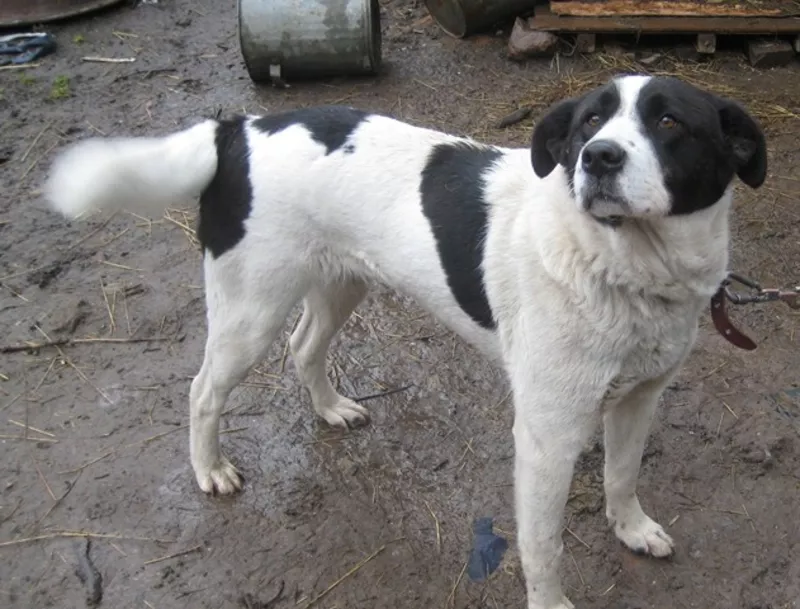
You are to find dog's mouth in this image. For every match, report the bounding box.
[579,181,629,226]
[593,214,623,227]
[582,194,628,223]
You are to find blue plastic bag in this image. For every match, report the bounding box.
[0,33,56,66]
[467,517,508,582]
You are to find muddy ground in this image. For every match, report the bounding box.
[1,1,799,608]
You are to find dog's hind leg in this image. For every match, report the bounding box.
[190,258,308,495]
[290,278,369,428]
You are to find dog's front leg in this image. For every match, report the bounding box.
[511,371,601,609]
[603,373,676,557]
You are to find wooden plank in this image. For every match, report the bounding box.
[550,1,791,18]
[533,5,800,33]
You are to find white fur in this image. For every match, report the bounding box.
[45,75,737,609]
[46,120,219,218]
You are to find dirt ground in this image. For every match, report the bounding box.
[1,1,799,608]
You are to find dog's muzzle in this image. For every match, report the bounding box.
[581,140,626,178]
[577,139,629,223]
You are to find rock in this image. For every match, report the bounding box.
[638,52,663,67]
[508,17,559,61]
[747,39,795,69]
[575,33,596,54]
[695,33,716,55]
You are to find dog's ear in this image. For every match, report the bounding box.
[716,98,767,188]
[531,98,578,178]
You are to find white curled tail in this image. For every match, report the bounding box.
[45,120,219,219]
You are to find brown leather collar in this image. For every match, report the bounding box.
[710,287,757,350]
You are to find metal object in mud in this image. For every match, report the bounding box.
[0,0,124,28]
[723,272,800,309]
[238,0,382,84]
[424,0,537,38]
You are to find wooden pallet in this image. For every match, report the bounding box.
[549,0,800,18]
[533,4,800,56]
[534,5,800,33]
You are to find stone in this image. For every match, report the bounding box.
[638,52,663,67]
[508,17,559,61]
[695,33,716,55]
[575,33,596,54]
[747,39,795,69]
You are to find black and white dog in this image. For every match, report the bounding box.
[46,75,766,609]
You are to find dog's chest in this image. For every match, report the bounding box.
[603,298,701,402]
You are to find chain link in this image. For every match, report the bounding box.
[723,272,800,310]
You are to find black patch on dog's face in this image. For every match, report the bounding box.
[634,77,767,215]
[253,106,369,155]
[420,142,501,330]
[531,82,620,185]
[562,83,623,193]
[198,117,252,258]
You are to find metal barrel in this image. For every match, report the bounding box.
[0,0,124,27]
[424,0,537,38]
[238,0,382,83]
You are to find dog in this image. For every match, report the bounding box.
[45,74,766,609]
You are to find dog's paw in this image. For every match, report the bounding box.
[530,597,574,609]
[614,512,674,557]
[194,456,244,495]
[316,397,369,429]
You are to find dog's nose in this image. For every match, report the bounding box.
[581,140,626,176]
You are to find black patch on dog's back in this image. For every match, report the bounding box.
[197,107,370,258]
[198,117,252,258]
[420,142,501,330]
[253,106,369,155]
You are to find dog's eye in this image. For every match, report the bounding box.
[658,115,678,129]
[586,114,601,127]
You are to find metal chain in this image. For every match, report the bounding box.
[723,272,800,309]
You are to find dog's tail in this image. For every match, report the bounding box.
[45,120,219,219]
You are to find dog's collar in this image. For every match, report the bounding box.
[710,286,757,350]
[711,272,800,350]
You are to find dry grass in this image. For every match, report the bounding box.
[302,537,405,608]
[473,52,799,143]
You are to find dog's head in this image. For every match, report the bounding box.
[530,75,767,222]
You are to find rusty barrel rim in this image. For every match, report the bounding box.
[364,0,382,73]
[424,0,469,38]
[425,0,537,39]
[237,0,257,82]
[0,0,125,28]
